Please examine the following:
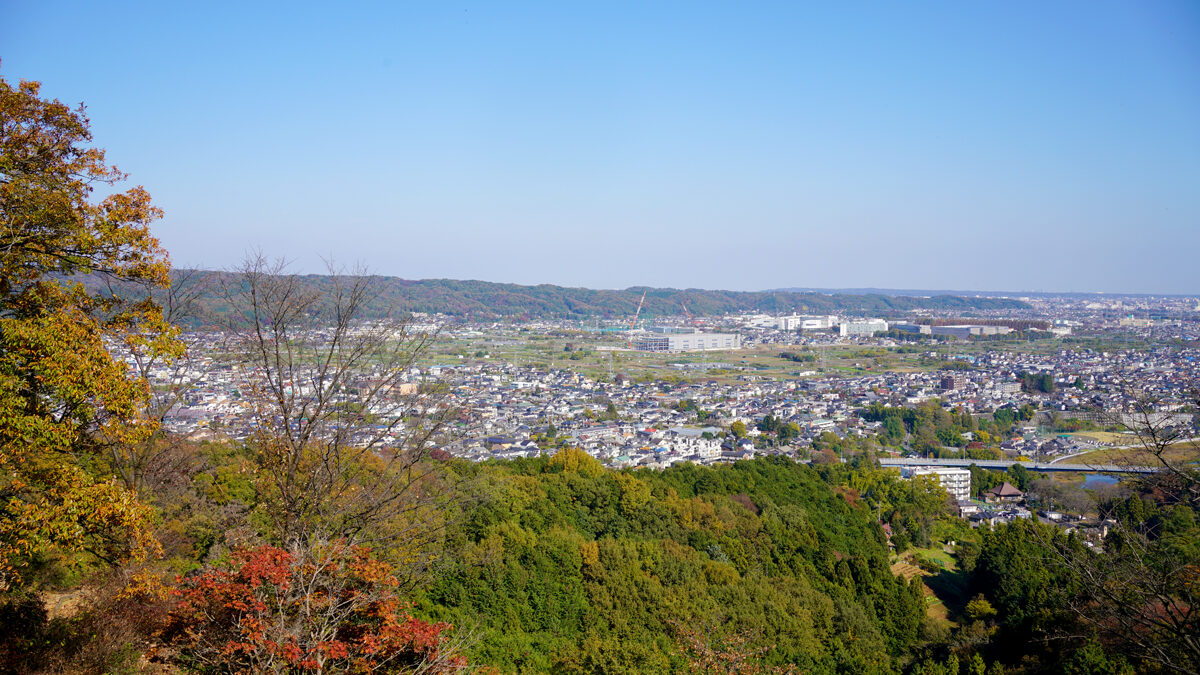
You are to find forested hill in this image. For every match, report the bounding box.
[108,271,1030,323]
[421,453,931,673]
[367,278,1031,317]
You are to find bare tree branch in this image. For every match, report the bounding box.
[218,254,465,587]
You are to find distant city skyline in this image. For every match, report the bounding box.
[4,2,1198,294]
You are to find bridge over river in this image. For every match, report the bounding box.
[878,457,1160,474]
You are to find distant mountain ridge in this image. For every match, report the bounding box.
[79,271,1032,326]
[771,286,1196,299]
[146,271,1030,323]
[384,278,1032,317]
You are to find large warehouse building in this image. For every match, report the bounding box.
[839,319,889,337]
[777,315,837,331]
[633,331,742,352]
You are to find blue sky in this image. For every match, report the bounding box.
[4,2,1199,293]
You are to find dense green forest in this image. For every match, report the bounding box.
[414,452,1200,674]
[420,453,928,673]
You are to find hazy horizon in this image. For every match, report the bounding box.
[5,2,1198,294]
[163,266,1195,298]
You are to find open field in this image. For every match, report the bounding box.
[890,561,924,581]
[924,588,952,625]
[414,329,1075,384]
[1066,431,1136,445]
[908,546,957,571]
[1067,440,1200,467]
[412,326,1157,388]
[893,549,962,626]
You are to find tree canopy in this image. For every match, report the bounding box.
[0,77,180,584]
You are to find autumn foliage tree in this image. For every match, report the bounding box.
[0,76,180,586]
[158,542,467,673]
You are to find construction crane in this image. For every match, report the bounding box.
[627,291,648,347]
[680,301,699,327]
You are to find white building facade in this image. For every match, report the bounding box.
[778,315,837,331]
[633,332,742,352]
[839,319,888,337]
[903,466,972,502]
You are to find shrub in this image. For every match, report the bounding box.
[157,542,466,673]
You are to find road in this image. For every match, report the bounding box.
[1048,436,1199,465]
[878,457,1160,474]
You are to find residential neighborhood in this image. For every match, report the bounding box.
[131,294,1199,480]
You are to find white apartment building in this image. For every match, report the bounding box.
[902,466,972,502]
